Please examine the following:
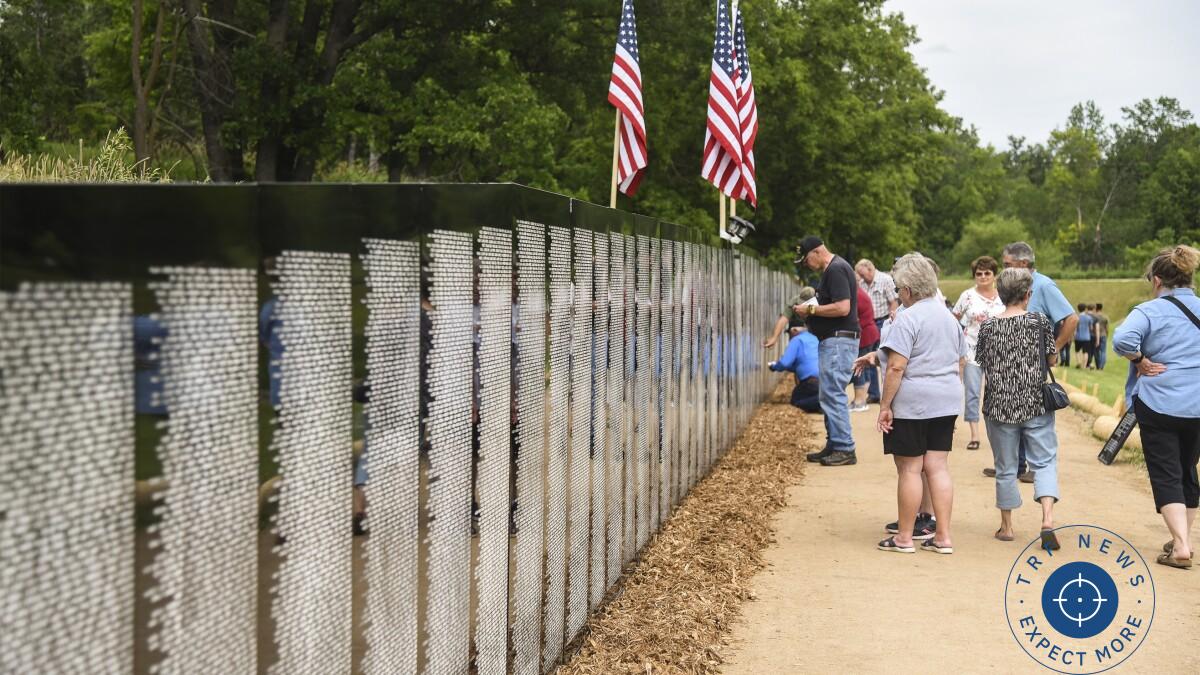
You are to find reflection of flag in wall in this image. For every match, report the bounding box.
[733,6,758,207]
[608,0,647,196]
[701,0,742,196]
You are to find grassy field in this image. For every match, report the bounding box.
[941,276,1149,410]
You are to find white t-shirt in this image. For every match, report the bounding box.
[952,287,1005,361]
[880,297,967,419]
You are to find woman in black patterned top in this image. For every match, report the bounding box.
[975,268,1061,549]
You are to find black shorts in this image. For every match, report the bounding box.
[883,416,957,457]
[1074,339,1093,354]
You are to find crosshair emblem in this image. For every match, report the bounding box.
[1005,525,1155,674]
[1041,561,1119,639]
[1052,572,1109,627]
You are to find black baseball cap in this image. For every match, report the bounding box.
[794,236,824,263]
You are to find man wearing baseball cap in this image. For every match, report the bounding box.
[795,236,860,466]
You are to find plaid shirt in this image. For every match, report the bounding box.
[859,271,898,319]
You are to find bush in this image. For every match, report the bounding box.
[947,214,1030,273]
[316,160,387,183]
[0,128,171,182]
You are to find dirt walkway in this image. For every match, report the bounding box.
[722,405,1200,674]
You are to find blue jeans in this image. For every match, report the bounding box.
[818,336,858,452]
[963,362,983,423]
[985,413,1060,509]
[851,344,876,388]
[1096,336,1108,370]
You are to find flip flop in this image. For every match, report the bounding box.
[994,529,1014,542]
[921,539,954,554]
[1156,552,1193,569]
[877,536,915,554]
[1040,529,1061,551]
[966,441,980,450]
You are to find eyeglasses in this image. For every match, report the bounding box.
[974,270,994,276]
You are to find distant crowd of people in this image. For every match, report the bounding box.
[766,238,1200,569]
[1064,301,1110,370]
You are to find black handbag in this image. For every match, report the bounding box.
[1040,320,1070,412]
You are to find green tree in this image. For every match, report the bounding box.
[948,213,1030,272]
[0,0,92,150]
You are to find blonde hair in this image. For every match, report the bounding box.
[1146,245,1200,289]
[855,259,876,273]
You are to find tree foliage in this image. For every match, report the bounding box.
[1,1,1196,268]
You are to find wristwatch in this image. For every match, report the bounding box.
[1132,354,1144,365]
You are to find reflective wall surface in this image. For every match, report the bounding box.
[0,183,792,674]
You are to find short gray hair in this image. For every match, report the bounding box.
[1002,241,1036,266]
[855,258,875,272]
[997,267,1033,306]
[891,253,939,301]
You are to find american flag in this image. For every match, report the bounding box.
[733,6,758,207]
[608,0,647,196]
[701,0,743,197]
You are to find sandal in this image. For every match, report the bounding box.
[994,529,1014,542]
[966,440,980,450]
[1040,529,1060,551]
[877,536,915,554]
[1162,541,1193,558]
[921,539,954,554]
[1157,552,1193,569]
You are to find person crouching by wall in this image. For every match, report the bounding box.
[769,287,820,412]
[974,268,1061,549]
[1113,245,1200,570]
[855,253,965,554]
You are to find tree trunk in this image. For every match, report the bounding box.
[386,149,405,182]
[180,0,233,181]
[286,0,361,182]
[130,0,150,161]
[130,0,169,163]
[255,0,290,182]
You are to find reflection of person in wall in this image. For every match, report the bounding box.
[769,288,821,413]
[258,272,284,409]
[134,314,168,415]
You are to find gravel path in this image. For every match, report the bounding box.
[722,405,1200,674]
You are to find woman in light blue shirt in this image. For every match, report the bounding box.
[1112,245,1200,570]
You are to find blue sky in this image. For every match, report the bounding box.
[885,0,1200,149]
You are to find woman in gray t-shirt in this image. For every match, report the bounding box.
[855,254,965,555]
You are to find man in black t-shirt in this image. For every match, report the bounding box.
[794,236,859,466]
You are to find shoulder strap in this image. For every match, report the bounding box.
[1162,295,1200,331]
[1038,315,1057,384]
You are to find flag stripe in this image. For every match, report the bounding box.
[701,0,744,199]
[609,0,647,197]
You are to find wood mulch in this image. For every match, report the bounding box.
[558,378,814,674]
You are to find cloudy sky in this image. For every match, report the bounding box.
[885,0,1200,149]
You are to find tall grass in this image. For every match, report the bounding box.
[0,129,173,182]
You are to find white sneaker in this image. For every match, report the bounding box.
[850,402,870,413]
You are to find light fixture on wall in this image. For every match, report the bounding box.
[726,215,755,245]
